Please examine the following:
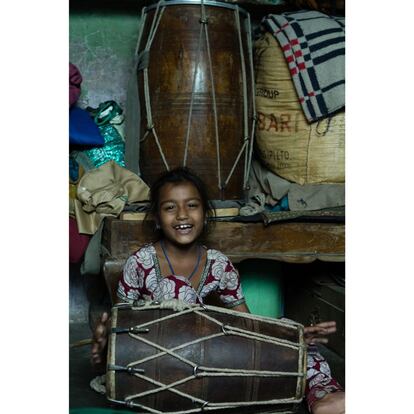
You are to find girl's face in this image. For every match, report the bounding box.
[157,181,205,247]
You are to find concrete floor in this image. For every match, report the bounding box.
[69,265,344,413]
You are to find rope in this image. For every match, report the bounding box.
[193,309,302,350]
[109,304,306,413]
[127,327,302,375]
[195,304,303,328]
[296,336,306,399]
[223,140,249,190]
[244,13,257,188]
[108,396,297,414]
[183,20,204,166]
[220,7,254,191]
[125,372,207,405]
[201,0,222,191]
[134,7,147,57]
[141,1,170,170]
[127,331,224,368]
[236,6,249,187]
[194,369,302,377]
[126,365,302,410]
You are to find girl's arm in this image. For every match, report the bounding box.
[91,254,143,366]
[91,312,110,366]
[231,302,250,313]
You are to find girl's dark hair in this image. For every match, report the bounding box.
[143,167,215,240]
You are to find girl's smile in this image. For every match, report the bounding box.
[157,181,205,246]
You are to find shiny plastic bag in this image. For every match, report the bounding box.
[72,101,126,170]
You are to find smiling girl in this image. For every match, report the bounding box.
[92,167,344,414]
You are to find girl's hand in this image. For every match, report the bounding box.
[91,312,110,366]
[304,321,337,345]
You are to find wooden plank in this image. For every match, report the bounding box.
[120,207,240,221]
[102,218,345,263]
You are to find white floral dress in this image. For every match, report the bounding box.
[117,243,246,308]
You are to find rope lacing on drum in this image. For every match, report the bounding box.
[245,13,257,188]
[189,0,223,191]
[137,0,257,194]
[183,2,207,169]
[139,0,170,170]
[108,303,306,414]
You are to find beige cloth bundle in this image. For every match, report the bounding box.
[72,160,150,234]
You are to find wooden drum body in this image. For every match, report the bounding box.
[136,1,255,200]
[106,303,307,413]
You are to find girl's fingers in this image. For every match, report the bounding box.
[90,312,110,366]
[314,337,329,344]
[315,321,336,328]
[91,354,101,364]
[101,312,109,323]
[304,326,325,335]
[93,327,104,342]
[304,324,336,336]
[306,337,329,345]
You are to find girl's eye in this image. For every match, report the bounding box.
[164,205,175,211]
[188,203,199,208]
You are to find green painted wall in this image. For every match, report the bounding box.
[237,259,284,318]
[69,3,143,109]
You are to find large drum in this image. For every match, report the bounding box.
[136,0,256,200]
[106,303,307,413]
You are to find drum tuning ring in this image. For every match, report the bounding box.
[199,18,209,24]
[201,401,209,410]
[221,325,230,335]
[193,365,200,377]
[133,299,146,307]
[129,327,150,334]
[125,401,134,408]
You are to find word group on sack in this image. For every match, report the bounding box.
[256,88,280,100]
[256,111,298,133]
[258,148,291,169]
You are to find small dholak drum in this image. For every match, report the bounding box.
[106,303,307,414]
[135,0,256,200]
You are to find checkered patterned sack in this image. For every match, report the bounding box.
[261,10,345,122]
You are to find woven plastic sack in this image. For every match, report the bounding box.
[254,33,345,185]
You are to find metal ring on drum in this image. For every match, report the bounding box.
[135,0,256,201]
[145,0,250,16]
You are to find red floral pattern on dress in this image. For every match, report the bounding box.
[117,244,245,308]
[305,345,343,410]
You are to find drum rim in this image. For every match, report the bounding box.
[144,0,249,17]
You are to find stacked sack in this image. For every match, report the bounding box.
[254,11,345,186]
